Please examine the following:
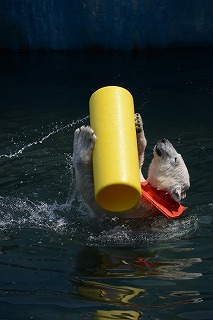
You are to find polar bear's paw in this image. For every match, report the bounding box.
[73,125,96,166]
[135,113,147,170]
[135,113,143,133]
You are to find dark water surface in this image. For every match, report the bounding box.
[0,50,212,319]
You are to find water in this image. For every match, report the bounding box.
[0,50,212,319]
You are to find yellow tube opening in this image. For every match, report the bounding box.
[96,184,141,212]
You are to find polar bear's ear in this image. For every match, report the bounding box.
[171,186,182,202]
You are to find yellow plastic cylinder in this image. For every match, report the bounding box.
[89,86,141,212]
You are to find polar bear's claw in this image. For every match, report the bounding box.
[135,113,143,133]
[75,125,96,145]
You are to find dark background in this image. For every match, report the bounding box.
[0,0,213,51]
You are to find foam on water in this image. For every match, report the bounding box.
[0,190,201,246]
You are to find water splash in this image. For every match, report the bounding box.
[0,116,89,159]
[0,195,68,232]
[0,190,199,245]
[0,113,201,246]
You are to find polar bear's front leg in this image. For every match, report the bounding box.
[73,126,97,210]
[135,113,147,181]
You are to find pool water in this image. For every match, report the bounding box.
[0,50,212,319]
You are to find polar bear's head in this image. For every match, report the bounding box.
[147,139,190,202]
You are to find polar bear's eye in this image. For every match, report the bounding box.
[175,157,177,162]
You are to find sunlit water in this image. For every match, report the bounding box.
[0,50,212,319]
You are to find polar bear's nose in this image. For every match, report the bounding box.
[161,138,167,143]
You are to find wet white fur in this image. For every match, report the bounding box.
[73,114,190,218]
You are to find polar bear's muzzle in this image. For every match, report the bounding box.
[154,138,175,158]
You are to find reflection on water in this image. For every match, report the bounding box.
[92,309,143,320]
[72,278,145,305]
[70,246,202,315]
[74,247,202,280]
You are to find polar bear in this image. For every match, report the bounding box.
[73,113,190,218]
